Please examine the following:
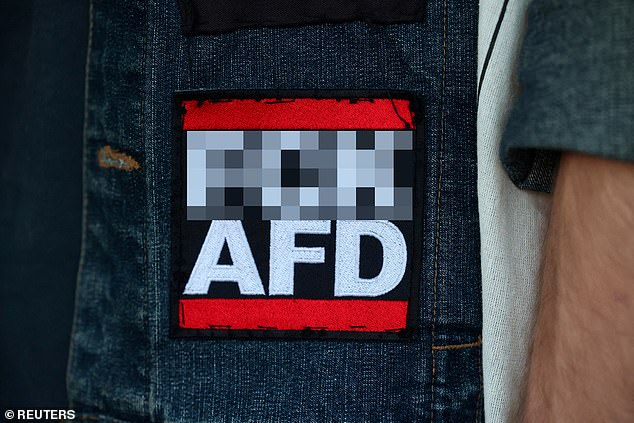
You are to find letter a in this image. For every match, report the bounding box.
[183,220,265,295]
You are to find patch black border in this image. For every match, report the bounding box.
[170,89,425,341]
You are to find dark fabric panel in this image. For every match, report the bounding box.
[179,0,426,34]
[0,0,87,408]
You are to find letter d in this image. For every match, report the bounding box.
[334,220,407,297]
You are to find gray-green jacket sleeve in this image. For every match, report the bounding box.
[501,0,634,192]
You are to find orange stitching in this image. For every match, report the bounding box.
[431,337,482,351]
[97,145,140,171]
[430,0,448,421]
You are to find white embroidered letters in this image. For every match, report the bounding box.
[184,220,407,297]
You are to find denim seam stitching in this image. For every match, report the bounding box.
[430,0,448,420]
[141,0,153,420]
[66,0,94,406]
[476,341,484,423]
[431,336,482,351]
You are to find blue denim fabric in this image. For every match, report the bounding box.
[67,0,482,421]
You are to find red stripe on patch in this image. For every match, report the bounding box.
[182,98,415,130]
[179,298,408,332]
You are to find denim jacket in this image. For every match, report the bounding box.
[68,1,482,421]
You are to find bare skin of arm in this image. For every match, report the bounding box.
[520,152,634,423]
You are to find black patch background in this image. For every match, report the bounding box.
[170,90,425,341]
[176,220,413,301]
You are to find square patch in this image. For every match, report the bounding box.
[171,90,424,340]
